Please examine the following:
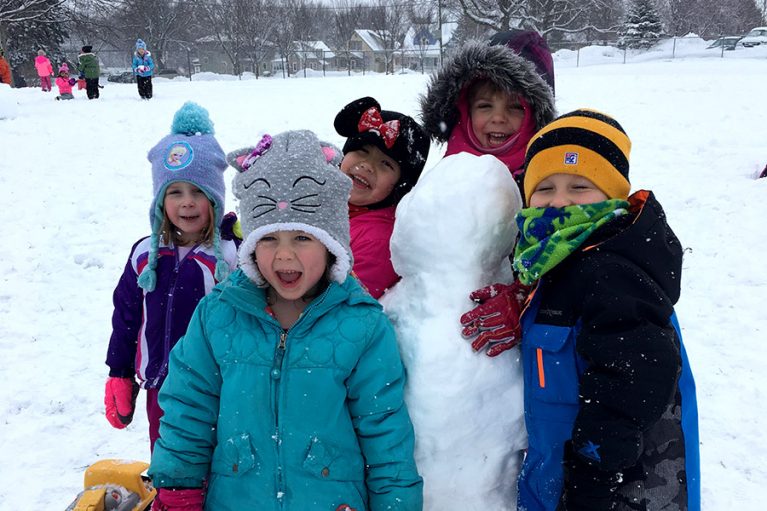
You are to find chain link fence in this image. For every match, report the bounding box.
[12,36,752,86]
[547,35,751,66]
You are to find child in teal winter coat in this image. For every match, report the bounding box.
[148,130,422,511]
[132,38,154,99]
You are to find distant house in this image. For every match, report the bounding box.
[272,40,336,75]
[400,22,457,73]
[342,29,400,73]
[194,35,276,76]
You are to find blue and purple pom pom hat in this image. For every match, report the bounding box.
[138,102,229,291]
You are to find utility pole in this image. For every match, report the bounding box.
[437,0,443,66]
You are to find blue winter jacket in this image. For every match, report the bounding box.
[132,50,154,77]
[149,269,423,511]
[517,192,700,511]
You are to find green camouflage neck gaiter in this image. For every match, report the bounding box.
[512,200,629,285]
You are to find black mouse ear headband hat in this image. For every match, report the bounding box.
[334,97,430,207]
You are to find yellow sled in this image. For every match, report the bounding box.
[65,459,156,511]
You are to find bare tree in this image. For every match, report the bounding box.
[526,0,615,38]
[408,3,436,72]
[449,13,494,47]
[0,0,66,50]
[0,0,65,24]
[456,0,525,33]
[369,0,410,74]
[292,0,319,72]
[331,0,368,73]
[659,0,762,37]
[239,0,274,78]
[271,0,300,77]
[456,0,615,39]
[331,0,365,48]
[105,0,193,70]
[194,0,253,77]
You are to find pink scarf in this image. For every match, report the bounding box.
[444,90,536,178]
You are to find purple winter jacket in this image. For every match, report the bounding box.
[106,236,238,388]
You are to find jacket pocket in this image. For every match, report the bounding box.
[210,432,260,477]
[525,324,580,405]
[302,437,365,482]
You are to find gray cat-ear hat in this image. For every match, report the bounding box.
[228,130,353,285]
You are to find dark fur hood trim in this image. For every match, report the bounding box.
[419,42,556,142]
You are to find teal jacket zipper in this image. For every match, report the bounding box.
[269,291,329,508]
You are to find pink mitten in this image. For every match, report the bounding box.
[152,488,204,511]
[104,377,139,429]
[460,281,531,357]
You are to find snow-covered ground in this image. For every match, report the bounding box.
[1,37,766,509]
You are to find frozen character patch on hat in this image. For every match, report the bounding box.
[228,130,353,286]
[165,142,193,170]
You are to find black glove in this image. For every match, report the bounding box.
[220,211,242,248]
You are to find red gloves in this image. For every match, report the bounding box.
[104,377,139,429]
[460,281,531,357]
[152,489,204,511]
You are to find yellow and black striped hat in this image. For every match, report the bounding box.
[523,109,631,204]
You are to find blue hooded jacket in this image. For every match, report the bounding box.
[132,39,154,78]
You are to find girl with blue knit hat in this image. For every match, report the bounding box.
[132,38,154,99]
[104,102,237,452]
[148,130,422,511]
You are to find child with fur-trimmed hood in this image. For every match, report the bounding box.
[420,30,556,194]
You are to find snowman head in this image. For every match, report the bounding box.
[390,152,522,277]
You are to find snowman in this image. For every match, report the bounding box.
[380,152,526,510]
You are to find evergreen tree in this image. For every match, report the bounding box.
[619,0,664,49]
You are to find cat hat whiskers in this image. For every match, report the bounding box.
[227,130,353,286]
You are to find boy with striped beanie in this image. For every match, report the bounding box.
[509,108,700,510]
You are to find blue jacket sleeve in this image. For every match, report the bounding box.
[106,244,144,377]
[346,312,423,511]
[148,297,221,489]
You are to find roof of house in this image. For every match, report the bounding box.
[354,29,392,51]
[293,40,335,59]
[399,22,458,54]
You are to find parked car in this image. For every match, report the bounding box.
[707,36,742,50]
[107,71,135,83]
[739,27,767,47]
[156,69,180,79]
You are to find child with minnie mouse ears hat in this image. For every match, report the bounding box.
[334,96,430,298]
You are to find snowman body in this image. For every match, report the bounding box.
[381,153,527,510]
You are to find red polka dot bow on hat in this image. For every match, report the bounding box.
[358,107,400,149]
